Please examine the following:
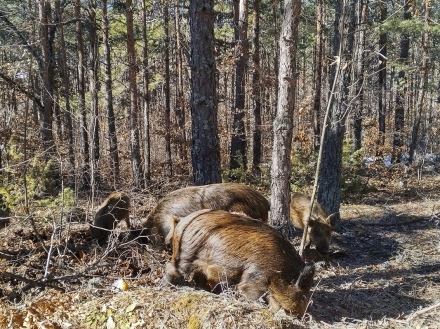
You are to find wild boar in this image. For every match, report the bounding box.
[141,183,270,244]
[90,192,131,244]
[165,209,315,316]
[290,192,336,253]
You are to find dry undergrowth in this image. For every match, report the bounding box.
[1,174,439,328]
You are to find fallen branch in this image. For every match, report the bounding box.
[406,302,440,322]
[0,249,17,260]
[44,263,115,284]
[0,271,64,292]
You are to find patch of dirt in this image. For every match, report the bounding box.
[1,176,439,328]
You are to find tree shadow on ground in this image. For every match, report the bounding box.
[311,284,427,322]
[308,209,440,324]
[311,262,440,323]
[329,214,437,270]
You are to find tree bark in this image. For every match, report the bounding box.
[142,0,151,182]
[251,0,262,172]
[189,0,221,185]
[393,0,411,163]
[174,3,187,163]
[75,0,90,189]
[164,2,172,176]
[353,0,367,152]
[229,0,248,176]
[408,0,431,164]
[88,0,100,186]
[272,2,279,109]
[317,0,356,222]
[126,0,144,188]
[312,0,324,152]
[55,0,74,183]
[38,0,55,158]
[377,0,387,158]
[270,0,301,234]
[101,0,120,184]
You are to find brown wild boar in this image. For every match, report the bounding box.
[141,183,270,244]
[165,209,315,316]
[290,192,336,253]
[90,192,131,244]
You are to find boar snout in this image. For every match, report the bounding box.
[268,263,315,316]
[308,220,332,253]
[165,262,183,285]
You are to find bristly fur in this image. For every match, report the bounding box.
[290,193,336,252]
[90,192,130,244]
[165,210,315,316]
[142,183,270,246]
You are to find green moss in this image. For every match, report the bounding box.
[84,304,134,329]
[173,294,203,312]
[187,315,202,329]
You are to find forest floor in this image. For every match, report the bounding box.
[0,171,439,328]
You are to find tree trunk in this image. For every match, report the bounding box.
[408,0,431,164]
[76,0,90,189]
[377,0,387,158]
[189,0,221,185]
[353,0,366,152]
[101,0,120,185]
[88,0,100,187]
[393,0,411,163]
[53,94,62,141]
[38,0,55,158]
[251,0,262,172]
[163,3,172,176]
[126,0,144,188]
[55,0,74,185]
[142,0,151,182]
[317,0,356,222]
[312,0,324,152]
[272,2,279,107]
[174,3,187,163]
[270,0,301,235]
[229,0,248,176]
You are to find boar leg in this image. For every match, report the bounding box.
[236,270,268,302]
[124,214,131,229]
[267,295,282,312]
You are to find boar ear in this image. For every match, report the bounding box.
[327,213,337,228]
[294,263,315,292]
[164,216,179,245]
[308,218,316,227]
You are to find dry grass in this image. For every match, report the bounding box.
[1,175,439,328]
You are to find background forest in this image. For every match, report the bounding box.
[0,0,439,213]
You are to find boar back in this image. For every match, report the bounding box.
[142,183,270,244]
